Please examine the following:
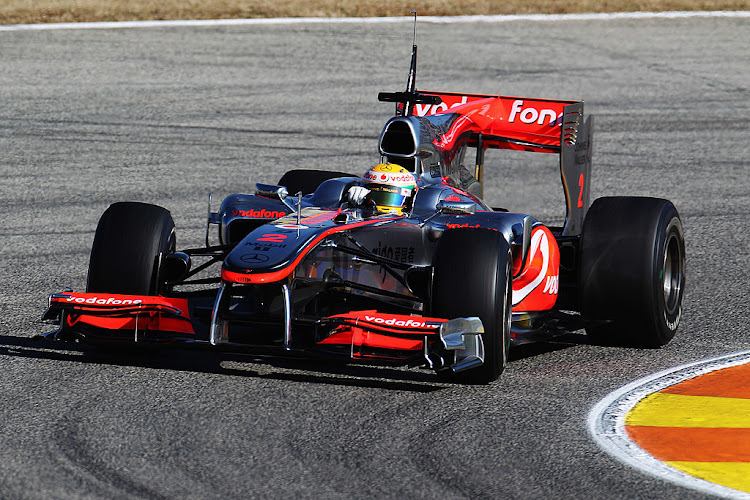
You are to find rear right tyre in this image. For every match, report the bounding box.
[579,196,686,347]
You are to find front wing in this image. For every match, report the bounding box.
[42,292,485,374]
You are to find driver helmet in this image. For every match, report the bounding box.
[361,163,417,215]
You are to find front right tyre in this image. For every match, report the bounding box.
[87,202,176,295]
[431,228,513,384]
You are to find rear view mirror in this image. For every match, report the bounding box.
[255,184,289,201]
[437,200,476,215]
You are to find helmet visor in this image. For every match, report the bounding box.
[366,185,409,209]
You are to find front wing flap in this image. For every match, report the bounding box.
[42,292,196,342]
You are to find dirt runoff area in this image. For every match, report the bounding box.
[2,0,749,25]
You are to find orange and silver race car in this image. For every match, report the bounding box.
[42,40,685,384]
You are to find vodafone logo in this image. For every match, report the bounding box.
[390,174,414,183]
[66,296,143,305]
[446,223,490,230]
[508,100,562,127]
[364,315,430,329]
[411,95,564,127]
[542,275,559,295]
[414,96,469,116]
[233,209,286,219]
[366,172,415,186]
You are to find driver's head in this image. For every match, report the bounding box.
[362,163,417,215]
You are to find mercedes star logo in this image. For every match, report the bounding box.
[240,253,270,264]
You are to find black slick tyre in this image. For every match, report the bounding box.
[431,228,512,384]
[278,169,353,196]
[579,197,685,347]
[87,202,176,295]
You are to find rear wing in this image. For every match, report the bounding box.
[378,90,593,236]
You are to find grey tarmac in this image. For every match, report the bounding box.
[0,15,748,499]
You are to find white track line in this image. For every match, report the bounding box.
[587,350,750,499]
[1,11,750,32]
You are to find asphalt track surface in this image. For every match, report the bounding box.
[1,14,748,499]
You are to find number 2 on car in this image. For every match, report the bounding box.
[257,233,287,242]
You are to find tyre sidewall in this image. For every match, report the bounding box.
[647,212,685,344]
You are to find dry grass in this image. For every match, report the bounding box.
[2,0,749,25]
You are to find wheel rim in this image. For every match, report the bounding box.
[662,230,684,315]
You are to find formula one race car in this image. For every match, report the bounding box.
[42,39,685,384]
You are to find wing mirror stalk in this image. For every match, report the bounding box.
[255,183,300,214]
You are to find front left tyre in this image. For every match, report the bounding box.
[277,169,353,196]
